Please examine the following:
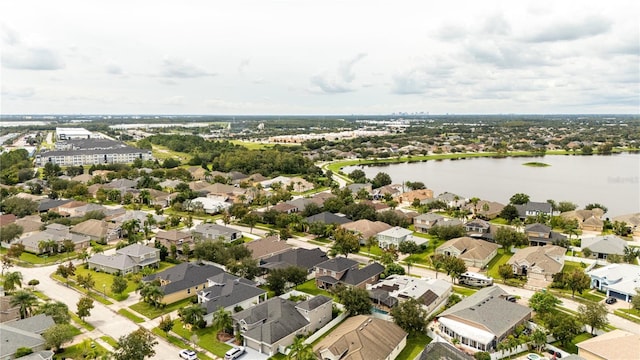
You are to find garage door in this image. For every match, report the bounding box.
[608,290,627,300]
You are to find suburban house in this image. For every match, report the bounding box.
[581,235,627,260]
[70,219,121,242]
[507,245,566,281]
[0,214,16,228]
[431,192,467,208]
[514,201,558,220]
[524,223,567,246]
[315,257,385,290]
[464,219,491,235]
[155,229,193,249]
[575,329,640,360]
[418,341,474,360]
[612,213,640,236]
[413,213,462,234]
[367,275,452,315]
[464,200,505,220]
[339,219,392,245]
[395,189,434,204]
[437,286,532,352]
[187,166,208,180]
[110,211,164,227]
[185,197,231,214]
[0,314,55,360]
[376,226,427,249]
[193,223,243,242]
[0,286,20,323]
[305,212,352,226]
[587,263,640,302]
[143,262,227,304]
[561,209,605,232]
[314,315,407,360]
[271,202,299,214]
[198,273,267,325]
[245,235,293,260]
[436,237,499,269]
[18,223,91,254]
[260,248,328,275]
[345,183,372,195]
[88,243,160,275]
[233,295,333,356]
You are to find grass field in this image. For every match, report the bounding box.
[118,308,146,323]
[486,249,513,279]
[152,327,215,360]
[171,319,233,357]
[151,144,192,162]
[551,332,593,354]
[129,297,193,319]
[54,339,109,359]
[396,333,432,360]
[296,279,335,299]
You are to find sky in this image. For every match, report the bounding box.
[1,0,639,115]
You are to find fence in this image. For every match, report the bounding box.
[304,311,348,344]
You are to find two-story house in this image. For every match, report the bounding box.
[514,202,558,220]
[524,223,567,246]
[315,257,385,290]
[88,243,160,274]
[155,229,193,250]
[233,295,333,356]
[376,226,427,249]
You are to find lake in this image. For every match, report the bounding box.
[344,153,640,218]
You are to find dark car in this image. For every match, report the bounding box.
[605,296,617,304]
[547,349,562,358]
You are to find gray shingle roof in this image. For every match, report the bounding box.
[581,235,627,255]
[439,286,531,338]
[233,297,310,345]
[315,257,358,272]
[296,295,332,311]
[342,262,385,286]
[0,315,55,358]
[200,278,266,314]
[261,248,328,272]
[144,262,224,295]
[305,211,352,225]
[419,341,474,360]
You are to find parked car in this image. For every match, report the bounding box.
[224,346,245,360]
[605,296,617,304]
[179,349,197,360]
[547,348,562,358]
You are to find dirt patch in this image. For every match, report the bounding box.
[216,332,234,342]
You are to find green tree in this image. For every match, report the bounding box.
[10,290,38,319]
[384,263,405,277]
[398,240,419,254]
[390,298,428,334]
[631,290,640,310]
[623,246,640,263]
[39,301,70,324]
[498,264,514,283]
[566,269,591,298]
[242,213,261,234]
[2,197,38,217]
[582,247,593,258]
[211,306,233,335]
[42,323,75,353]
[330,228,360,258]
[509,193,530,205]
[76,273,95,293]
[431,254,446,279]
[578,302,609,335]
[178,305,206,327]
[531,328,547,352]
[494,227,527,252]
[286,336,316,360]
[267,268,289,296]
[585,203,607,214]
[528,291,560,315]
[548,313,581,347]
[0,223,23,244]
[371,172,392,189]
[139,283,164,307]
[442,256,467,283]
[334,286,372,316]
[499,204,520,222]
[56,262,76,286]
[112,275,128,296]
[113,327,158,360]
[159,315,174,335]
[76,296,94,321]
[474,352,491,360]
[3,270,23,292]
[365,236,378,255]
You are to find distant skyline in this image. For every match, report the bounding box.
[1,1,638,115]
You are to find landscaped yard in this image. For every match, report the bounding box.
[296,279,335,299]
[129,297,194,319]
[486,249,513,279]
[171,319,233,358]
[151,327,214,360]
[563,261,588,274]
[396,333,432,360]
[54,339,109,359]
[72,266,138,300]
[453,285,478,297]
[551,332,593,354]
[118,308,146,323]
[19,251,77,264]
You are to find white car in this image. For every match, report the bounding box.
[179,349,197,360]
[224,346,245,360]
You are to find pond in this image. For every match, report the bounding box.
[344,153,640,217]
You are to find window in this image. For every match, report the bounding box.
[187,288,191,294]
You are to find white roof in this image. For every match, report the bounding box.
[438,317,495,344]
[460,271,493,281]
[588,264,640,296]
[378,226,413,238]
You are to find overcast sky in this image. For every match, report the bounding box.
[1,0,638,115]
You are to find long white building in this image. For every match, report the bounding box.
[56,127,93,140]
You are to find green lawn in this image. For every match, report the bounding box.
[151,144,192,161]
[70,311,95,331]
[151,327,215,360]
[551,332,593,354]
[54,339,109,360]
[486,249,513,279]
[172,319,233,358]
[296,279,335,299]
[129,297,194,319]
[453,285,478,297]
[51,273,114,305]
[19,251,77,264]
[72,266,138,301]
[396,333,432,360]
[118,308,146,323]
[615,309,640,324]
[563,261,588,274]
[100,336,118,348]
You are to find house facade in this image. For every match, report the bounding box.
[587,263,640,302]
[315,257,385,290]
[198,274,267,325]
[88,243,160,275]
[193,223,243,242]
[155,229,193,250]
[234,295,333,356]
[581,235,627,260]
[436,237,499,269]
[143,262,226,304]
[376,226,427,249]
[507,245,566,281]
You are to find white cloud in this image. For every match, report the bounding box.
[309,53,367,94]
[160,57,215,78]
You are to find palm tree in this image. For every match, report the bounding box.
[121,219,141,240]
[531,328,546,353]
[139,189,152,206]
[179,305,206,327]
[3,271,23,292]
[286,336,316,360]
[143,214,157,239]
[140,283,164,307]
[406,259,414,276]
[77,273,95,293]
[211,306,233,335]
[365,236,378,255]
[11,290,38,319]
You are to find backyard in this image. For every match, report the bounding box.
[486,248,513,279]
[129,296,194,319]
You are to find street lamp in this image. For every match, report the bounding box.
[103,284,106,298]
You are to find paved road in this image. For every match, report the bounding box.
[17,262,187,360]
